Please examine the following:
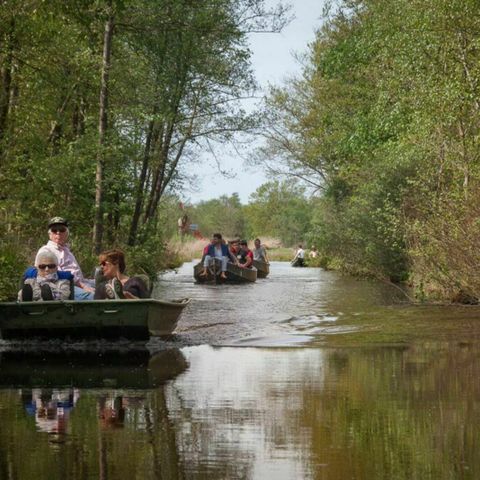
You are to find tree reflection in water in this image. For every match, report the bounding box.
[0,348,188,479]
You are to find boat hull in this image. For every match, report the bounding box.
[194,259,257,283]
[0,298,190,340]
[253,260,270,278]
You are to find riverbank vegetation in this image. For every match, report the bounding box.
[256,0,480,301]
[0,0,287,300]
[2,0,479,303]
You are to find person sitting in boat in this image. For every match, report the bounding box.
[292,244,305,266]
[200,233,236,280]
[237,240,254,268]
[36,217,94,300]
[94,249,149,300]
[18,250,72,301]
[253,238,269,263]
[229,238,240,257]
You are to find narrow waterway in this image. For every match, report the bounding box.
[0,262,479,479]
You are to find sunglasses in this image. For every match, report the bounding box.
[100,261,112,267]
[38,264,57,270]
[51,227,67,233]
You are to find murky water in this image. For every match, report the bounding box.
[1,262,480,479]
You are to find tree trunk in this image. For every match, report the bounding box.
[0,18,15,162]
[93,8,114,254]
[147,94,197,221]
[127,112,158,246]
[143,120,176,224]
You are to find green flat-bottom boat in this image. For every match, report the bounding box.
[0,298,190,341]
[194,258,257,283]
[253,260,270,278]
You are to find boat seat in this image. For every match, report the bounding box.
[21,267,75,300]
[135,274,151,294]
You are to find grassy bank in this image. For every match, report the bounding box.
[169,236,294,263]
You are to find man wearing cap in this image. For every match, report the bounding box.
[36,217,94,300]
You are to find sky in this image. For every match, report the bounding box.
[185,0,326,204]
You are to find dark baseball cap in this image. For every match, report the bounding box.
[48,217,69,228]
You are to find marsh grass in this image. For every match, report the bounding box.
[169,236,292,263]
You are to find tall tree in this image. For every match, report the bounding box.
[93,2,114,253]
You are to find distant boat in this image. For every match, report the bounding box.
[194,259,257,283]
[253,260,270,278]
[0,298,190,340]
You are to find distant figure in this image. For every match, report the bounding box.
[292,244,305,266]
[253,238,269,263]
[237,240,254,269]
[200,233,236,280]
[309,245,318,259]
[177,214,189,238]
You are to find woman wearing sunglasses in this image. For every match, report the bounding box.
[36,217,94,300]
[94,249,149,300]
[18,251,71,301]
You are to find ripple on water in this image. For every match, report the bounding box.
[154,260,410,347]
[228,334,314,347]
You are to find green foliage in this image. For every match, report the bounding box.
[0,238,29,301]
[123,234,168,281]
[261,0,480,295]
[190,193,247,239]
[244,180,313,246]
[0,0,288,286]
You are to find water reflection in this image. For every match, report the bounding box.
[1,262,480,479]
[164,344,480,480]
[0,349,188,479]
[22,388,80,441]
[0,342,479,479]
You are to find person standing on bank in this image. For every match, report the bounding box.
[36,217,94,300]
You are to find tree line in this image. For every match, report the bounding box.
[258,0,480,301]
[0,0,287,299]
[180,181,313,247]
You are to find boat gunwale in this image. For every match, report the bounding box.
[0,298,191,308]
